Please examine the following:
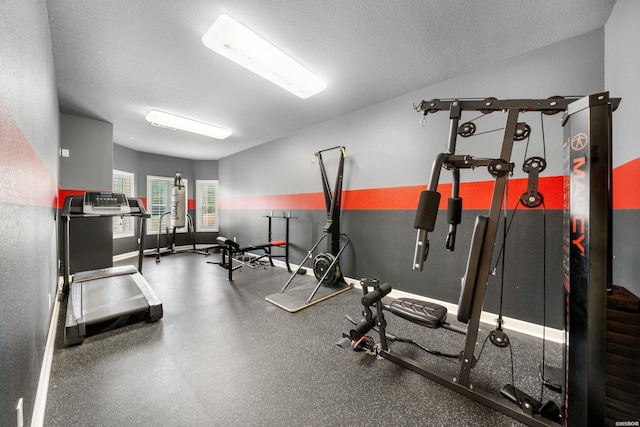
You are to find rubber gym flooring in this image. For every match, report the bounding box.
[44,252,562,426]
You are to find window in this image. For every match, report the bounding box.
[196,180,219,232]
[146,175,188,234]
[113,169,135,238]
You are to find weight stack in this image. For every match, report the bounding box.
[605,285,640,426]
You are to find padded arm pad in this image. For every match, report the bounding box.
[414,190,441,231]
[361,283,392,307]
[242,241,285,251]
[216,238,286,252]
[217,236,240,250]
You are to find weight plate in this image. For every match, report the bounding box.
[313,252,340,286]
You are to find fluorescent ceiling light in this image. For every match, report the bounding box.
[145,110,232,140]
[202,14,327,99]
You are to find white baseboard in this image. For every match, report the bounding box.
[114,244,219,262]
[31,278,62,427]
[113,251,139,262]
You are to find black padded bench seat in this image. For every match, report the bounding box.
[388,298,447,328]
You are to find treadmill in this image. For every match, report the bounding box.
[61,192,163,345]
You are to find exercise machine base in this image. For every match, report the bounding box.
[381,350,558,426]
[64,265,163,346]
[265,281,351,313]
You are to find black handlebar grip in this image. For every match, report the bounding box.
[447,197,462,225]
[413,190,441,231]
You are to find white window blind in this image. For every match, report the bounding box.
[113,169,134,238]
[196,180,218,232]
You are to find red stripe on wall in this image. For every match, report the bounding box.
[0,103,58,208]
[219,176,566,211]
[57,189,83,208]
[48,159,640,213]
[613,158,640,209]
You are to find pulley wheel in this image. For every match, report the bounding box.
[457,121,476,137]
[513,123,531,141]
[542,96,564,115]
[313,252,341,286]
[522,156,546,173]
[520,192,544,208]
[425,99,441,114]
[480,97,498,114]
[489,329,510,348]
[487,159,510,177]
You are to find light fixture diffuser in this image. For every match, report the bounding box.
[145,110,232,139]
[202,14,327,99]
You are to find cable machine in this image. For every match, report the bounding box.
[338,94,620,426]
[266,146,352,312]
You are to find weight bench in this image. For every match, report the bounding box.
[213,236,286,281]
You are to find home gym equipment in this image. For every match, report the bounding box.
[210,212,294,281]
[338,94,620,426]
[264,211,295,273]
[214,237,284,281]
[266,146,352,312]
[561,93,620,426]
[61,192,163,346]
[149,170,212,262]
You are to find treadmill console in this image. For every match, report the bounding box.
[83,192,131,215]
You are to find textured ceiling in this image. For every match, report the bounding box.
[45,0,616,160]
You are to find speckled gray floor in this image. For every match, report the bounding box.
[44,253,562,426]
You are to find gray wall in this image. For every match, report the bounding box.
[606,0,640,296]
[59,114,113,190]
[59,114,114,272]
[219,28,608,328]
[0,1,60,426]
[113,142,138,176]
